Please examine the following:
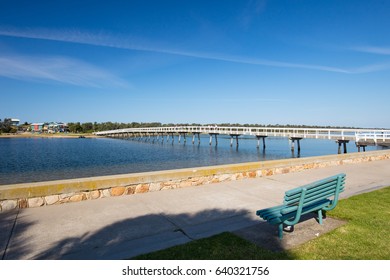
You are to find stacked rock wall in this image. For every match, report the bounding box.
[1,150,389,212]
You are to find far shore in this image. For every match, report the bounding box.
[0,132,104,139]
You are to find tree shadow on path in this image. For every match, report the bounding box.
[3,208,289,260]
[2,207,345,260]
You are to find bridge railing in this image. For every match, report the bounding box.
[94,126,390,143]
[355,131,390,143]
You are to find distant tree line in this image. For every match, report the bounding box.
[2,117,379,134]
[67,122,165,133]
[66,121,370,134]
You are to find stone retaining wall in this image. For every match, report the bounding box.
[1,150,389,212]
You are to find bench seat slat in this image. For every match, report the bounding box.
[256,205,286,217]
[268,199,331,225]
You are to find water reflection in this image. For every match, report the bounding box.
[0,136,383,185]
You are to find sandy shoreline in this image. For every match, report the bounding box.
[0,133,103,139]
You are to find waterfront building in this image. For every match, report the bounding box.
[46,122,69,133]
[10,119,20,126]
[31,123,45,132]
[30,122,69,133]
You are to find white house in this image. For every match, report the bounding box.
[10,118,20,126]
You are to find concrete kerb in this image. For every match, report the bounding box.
[1,150,389,212]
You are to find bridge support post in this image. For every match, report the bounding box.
[336,140,350,154]
[178,132,187,144]
[256,136,267,149]
[357,144,367,152]
[290,137,302,153]
[178,133,186,144]
[230,134,240,147]
[192,133,200,145]
[209,133,219,146]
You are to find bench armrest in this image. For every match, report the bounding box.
[284,187,307,226]
[322,175,343,211]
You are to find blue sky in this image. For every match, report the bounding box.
[1,0,390,128]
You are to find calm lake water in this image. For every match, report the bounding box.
[0,136,384,185]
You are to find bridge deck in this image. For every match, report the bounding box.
[95,126,390,146]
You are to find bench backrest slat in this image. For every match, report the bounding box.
[284,184,345,205]
[282,173,345,209]
[285,175,345,197]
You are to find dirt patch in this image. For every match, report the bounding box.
[233,214,347,252]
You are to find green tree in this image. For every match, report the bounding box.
[81,122,93,133]
[0,118,13,133]
[68,122,83,133]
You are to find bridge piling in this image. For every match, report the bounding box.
[192,133,201,145]
[229,134,240,147]
[290,137,302,153]
[178,132,187,144]
[256,136,267,149]
[209,133,218,146]
[337,140,350,154]
[357,144,367,152]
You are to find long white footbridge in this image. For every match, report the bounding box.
[95,126,390,153]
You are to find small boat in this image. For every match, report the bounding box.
[78,135,86,138]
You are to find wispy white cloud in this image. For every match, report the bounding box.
[0,53,128,88]
[0,27,160,54]
[348,62,390,74]
[352,46,390,55]
[1,26,389,74]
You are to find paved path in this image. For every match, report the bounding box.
[1,159,390,260]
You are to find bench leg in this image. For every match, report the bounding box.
[278,224,284,240]
[318,210,323,225]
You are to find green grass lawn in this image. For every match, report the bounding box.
[134,187,390,260]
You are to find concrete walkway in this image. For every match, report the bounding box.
[1,159,390,260]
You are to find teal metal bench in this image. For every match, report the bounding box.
[256,173,346,239]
